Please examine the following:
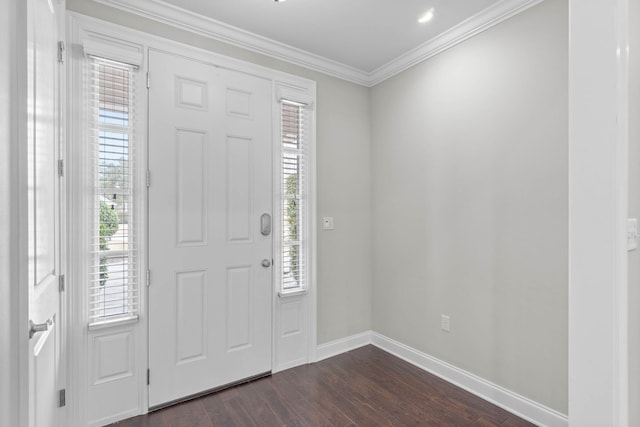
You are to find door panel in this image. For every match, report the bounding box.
[148,51,273,407]
[27,0,61,426]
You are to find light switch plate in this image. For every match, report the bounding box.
[628,218,638,251]
[322,217,334,230]
[440,314,450,332]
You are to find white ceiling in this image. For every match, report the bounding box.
[94,0,543,85]
[162,0,500,73]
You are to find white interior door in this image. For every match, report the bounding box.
[27,0,62,425]
[148,50,273,407]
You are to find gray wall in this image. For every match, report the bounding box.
[370,0,568,413]
[629,0,640,424]
[66,0,373,345]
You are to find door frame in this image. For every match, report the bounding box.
[66,13,317,425]
[7,0,67,425]
[568,0,630,424]
[4,0,29,426]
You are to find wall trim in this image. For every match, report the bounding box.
[90,0,542,87]
[367,0,543,86]
[91,0,370,86]
[317,331,568,427]
[315,331,372,362]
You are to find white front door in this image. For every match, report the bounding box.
[27,0,62,425]
[148,50,273,407]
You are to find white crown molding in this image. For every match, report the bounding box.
[91,0,371,85]
[368,0,544,85]
[92,0,543,87]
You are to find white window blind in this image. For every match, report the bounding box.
[87,57,138,323]
[281,101,308,292]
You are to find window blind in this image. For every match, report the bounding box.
[281,101,307,291]
[87,57,138,323]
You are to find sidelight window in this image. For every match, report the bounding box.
[280,100,308,292]
[87,57,139,323]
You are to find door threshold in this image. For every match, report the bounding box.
[149,371,272,412]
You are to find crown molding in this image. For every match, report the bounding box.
[92,0,371,85]
[91,0,544,87]
[368,0,544,86]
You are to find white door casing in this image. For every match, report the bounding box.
[148,50,273,407]
[27,0,63,426]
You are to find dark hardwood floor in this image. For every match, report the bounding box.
[111,345,536,427]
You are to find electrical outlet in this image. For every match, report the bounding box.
[322,217,334,230]
[441,314,450,332]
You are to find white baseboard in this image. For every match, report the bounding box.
[316,330,568,427]
[315,330,372,362]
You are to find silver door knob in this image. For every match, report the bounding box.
[261,259,271,268]
[29,318,52,339]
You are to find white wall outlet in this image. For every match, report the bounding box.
[440,314,450,332]
[322,217,334,230]
[628,218,638,251]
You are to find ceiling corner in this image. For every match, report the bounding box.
[367,0,545,86]
[90,0,545,87]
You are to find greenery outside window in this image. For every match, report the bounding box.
[280,100,308,292]
[87,56,138,323]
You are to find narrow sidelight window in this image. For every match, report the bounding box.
[280,100,308,292]
[87,57,138,322]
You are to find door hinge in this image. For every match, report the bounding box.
[57,41,65,64]
[146,170,150,188]
[58,389,66,407]
[146,269,151,287]
[58,159,64,177]
[146,72,150,89]
[147,369,150,385]
[58,274,65,292]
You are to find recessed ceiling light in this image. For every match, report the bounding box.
[418,8,434,24]
[274,0,286,2]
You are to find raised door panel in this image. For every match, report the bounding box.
[176,130,208,247]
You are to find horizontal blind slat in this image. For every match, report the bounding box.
[88,57,138,324]
[280,100,307,293]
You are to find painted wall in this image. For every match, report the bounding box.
[370,0,568,413]
[628,0,640,424]
[66,0,373,345]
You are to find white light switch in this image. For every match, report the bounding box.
[628,218,638,251]
[322,217,334,230]
[441,314,450,332]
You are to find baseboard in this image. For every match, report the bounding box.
[316,330,567,427]
[315,330,372,362]
[369,332,568,427]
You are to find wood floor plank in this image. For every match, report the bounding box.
[110,345,538,427]
[346,348,512,425]
[316,358,437,425]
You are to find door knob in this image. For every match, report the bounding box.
[261,259,271,268]
[29,318,52,339]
